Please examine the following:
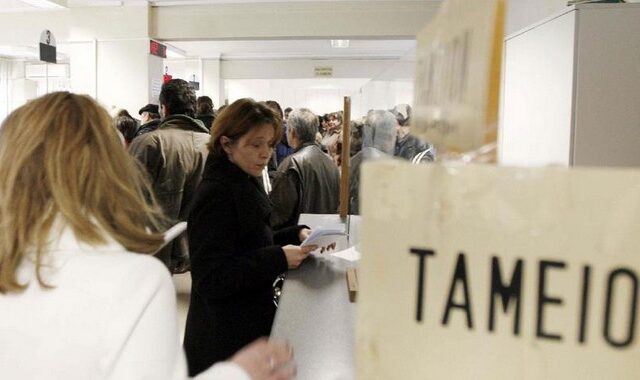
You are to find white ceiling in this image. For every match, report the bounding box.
[3,0,414,12]
[1,0,421,61]
[169,39,416,60]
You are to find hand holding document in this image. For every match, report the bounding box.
[301,226,347,252]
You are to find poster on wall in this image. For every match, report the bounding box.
[412,0,505,159]
[356,161,640,379]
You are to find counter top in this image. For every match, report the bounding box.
[271,214,360,380]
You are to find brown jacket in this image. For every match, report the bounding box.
[129,114,210,270]
[269,143,340,229]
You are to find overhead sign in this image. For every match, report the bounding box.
[412,0,505,156]
[314,66,333,77]
[150,40,167,58]
[357,161,640,379]
[39,29,57,64]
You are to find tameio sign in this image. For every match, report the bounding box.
[357,163,640,380]
[410,249,637,348]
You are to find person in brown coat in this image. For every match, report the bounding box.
[129,79,209,273]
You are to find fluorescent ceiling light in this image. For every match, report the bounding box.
[330,40,350,49]
[20,0,68,9]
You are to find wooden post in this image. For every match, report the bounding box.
[339,96,351,220]
[346,268,358,303]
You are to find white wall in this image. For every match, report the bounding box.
[164,58,203,97]
[506,0,568,35]
[202,59,223,108]
[225,78,369,116]
[354,80,414,118]
[63,41,96,98]
[96,39,156,116]
[0,6,161,117]
[222,59,401,80]
[216,58,414,116]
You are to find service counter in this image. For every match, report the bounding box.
[271,214,360,380]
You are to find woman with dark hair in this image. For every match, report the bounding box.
[114,115,138,146]
[0,92,294,380]
[196,95,215,130]
[184,98,316,376]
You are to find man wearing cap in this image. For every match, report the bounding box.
[135,103,161,137]
[129,79,210,273]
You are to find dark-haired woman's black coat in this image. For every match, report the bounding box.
[183,155,303,376]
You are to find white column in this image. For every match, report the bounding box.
[203,58,223,108]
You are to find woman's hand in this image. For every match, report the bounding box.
[282,244,317,269]
[298,228,311,243]
[231,338,295,380]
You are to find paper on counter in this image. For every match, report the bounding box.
[330,246,361,262]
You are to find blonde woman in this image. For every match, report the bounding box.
[0,92,294,380]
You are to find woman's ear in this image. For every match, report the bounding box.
[220,136,233,154]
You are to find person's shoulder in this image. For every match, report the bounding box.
[129,130,160,152]
[63,248,172,301]
[82,249,168,279]
[280,152,296,168]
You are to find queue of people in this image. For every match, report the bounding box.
[0,79,434,379]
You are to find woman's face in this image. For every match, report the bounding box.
[222,123,274,177]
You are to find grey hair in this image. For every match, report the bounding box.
[287,108,318,144]
[363,110,397,154]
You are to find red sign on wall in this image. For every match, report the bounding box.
[150,40,167,58]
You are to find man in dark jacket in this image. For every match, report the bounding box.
[269,108,340,230]
[135,103,161,138]
[129,79,210,273]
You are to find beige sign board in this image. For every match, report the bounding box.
[357,161,640,379]
[314,66,333,77]
[412,0,505,154]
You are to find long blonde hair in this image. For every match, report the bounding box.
[0,92,167,293]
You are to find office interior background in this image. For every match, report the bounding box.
[3,0,634,126]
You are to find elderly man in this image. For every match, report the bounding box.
[135,103,161,138]
[129,79,209,273]
[269,108,340,230]
[349,110,398,215]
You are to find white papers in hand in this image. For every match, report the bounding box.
[301,225,347,247]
